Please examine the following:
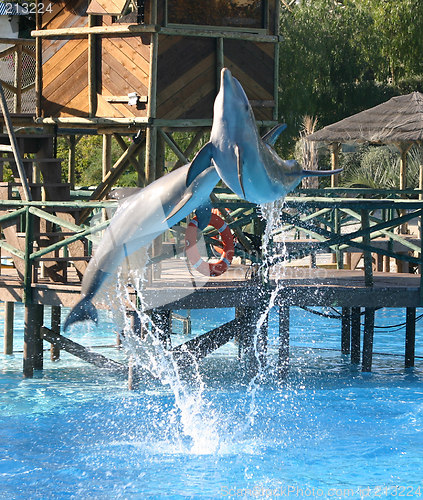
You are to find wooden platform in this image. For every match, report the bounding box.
[0,262,421,310]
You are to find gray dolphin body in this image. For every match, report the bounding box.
[65,68,340,330]
[64,164,219,330]
[186,68,341,205]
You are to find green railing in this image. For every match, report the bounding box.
[1,194,423,304]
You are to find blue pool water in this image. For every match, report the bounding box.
[1,304,423,499]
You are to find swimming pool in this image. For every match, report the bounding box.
[1,304,422,499]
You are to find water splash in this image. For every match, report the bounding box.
[109,268,222,455]
[244,199,289,426]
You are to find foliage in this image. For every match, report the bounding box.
[363,0,423,83]
[279,0,423,161]
[57,135,139,188]
[338,145,423,189]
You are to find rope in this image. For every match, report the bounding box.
[300,306,423,333]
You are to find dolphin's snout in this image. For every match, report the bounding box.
[221,68,233,90]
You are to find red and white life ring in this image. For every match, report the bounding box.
[185,213,234,277]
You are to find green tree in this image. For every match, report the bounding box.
[365,0,423,83]
[278,0,390,155]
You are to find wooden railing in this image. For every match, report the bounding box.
[1,192,423,304]
[0,38,36,114]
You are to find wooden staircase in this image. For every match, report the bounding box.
[0,82,87,282]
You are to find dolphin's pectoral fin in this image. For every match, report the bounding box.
[235,145,246,199]
[195,201,212,230]
[186,142,214,187]
[163,191,193,223]
[302,168,343,177]
[261,124,287,146]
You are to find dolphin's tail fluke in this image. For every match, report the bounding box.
[64,297,98,331]
[302,168,343,177]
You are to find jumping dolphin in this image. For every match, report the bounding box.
[64,69,341,330]
[63,164,219,331]
[184,68,341,206]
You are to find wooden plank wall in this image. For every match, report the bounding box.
[97,16,150,118]
[41,0,90,117]
[156,36,275,121]
[156,35,216,120]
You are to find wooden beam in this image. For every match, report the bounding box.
[278,305,289,378]
[50,305,61,362]
[3,302,14,355]
[86,140,145,202]
[171,128,207,171]
[31,24,160,37]
[330,143,341,188]
[351,307,361,364]
[102,134,112,180]
[41,326,128,375]
[14,45,22,113]
[23,304,44,377]
[172,316,242,365]
[158,129,188,165]
[405,307,416,368]
[362,307,375,372]
[113,133,145,185]
[160,27,278,43]
[67,135,77,189]
[88,15,97,117]
[361,209,373,287]
[341,307,351,354]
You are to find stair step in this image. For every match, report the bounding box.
[0,145,13,153]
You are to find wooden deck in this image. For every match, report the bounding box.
[0,262,421,310]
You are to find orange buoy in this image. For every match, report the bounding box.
[185,214,234,277]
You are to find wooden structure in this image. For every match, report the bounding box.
[31,0,280,193]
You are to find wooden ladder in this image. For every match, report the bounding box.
[0,82,32,201]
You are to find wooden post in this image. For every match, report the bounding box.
[341,307,351,355]
[240,307,259,376]
[14,44,23,113]
[3,301,14,355]
[278,305,289,379]
[23,207,34,304]
[68,135,76,189]
[23,304,44,377]
[405,307,416,369]
[362,307,375,372]
[330,143,340,188]
[361,209,373,287]
[151,309,171,349]
[216,37,224,90]
[35,9,42,117]
[351,307,361,364]
[273,39,279,121]
[88,15,97,117]
[399,145,407,192]
[235,306,245,359]
[102,134,112,180]
[50,305,61,361]
[128,358,141,391]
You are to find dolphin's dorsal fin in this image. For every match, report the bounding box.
[186,142,214,187]
[235,145,246,199]
[163,191,193,223]
[261,124,287,146]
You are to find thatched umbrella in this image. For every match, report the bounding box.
[307,92,423,189]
